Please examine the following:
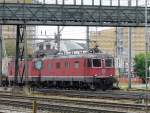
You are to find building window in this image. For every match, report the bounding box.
[65,62,70,69]
[39,44,44,50]
[105,59,113,67]
[74,61,79,69]
[46,44,51,50]
[56,62,61,69]
[92,59,101,67]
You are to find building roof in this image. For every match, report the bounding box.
[36,40,86,52]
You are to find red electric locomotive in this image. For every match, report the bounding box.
[7,51,117,90]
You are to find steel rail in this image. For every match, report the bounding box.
[0,98,127,113]
[33,89,150,100]
[0,93,149,111]
[0,89,149,100]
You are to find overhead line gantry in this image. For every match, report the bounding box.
[0,3,149,27]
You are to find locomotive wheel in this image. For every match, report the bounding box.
[89,83,96,91]
[101,77,117,90]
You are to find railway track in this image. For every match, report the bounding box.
[34,88,150,100]
[0,93,149,113]
[0,88,149,102]
[0,89,150,100]
[0,97,127,113]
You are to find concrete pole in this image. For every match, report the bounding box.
[57,26,60,53]
[81,0,83,5]
[128,27,132,89]
[74,0,76,5]
[86,26,89,51]
[92,0,94,6]
[145,0,148,113]
[110,0,112,6]
[56,0,58,4]
[118,0,120,6]
[99,0,101,6]
[145,0,148,92]
[136,0,138,6]
[0,25,2,86]
[128,0,132,89]
[24,26,28,87]
[116,27,124,77]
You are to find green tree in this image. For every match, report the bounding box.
[4,40,33,57]
[134,53,150,83]
[5,40,16,56]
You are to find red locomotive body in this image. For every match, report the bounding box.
[7,53,117,90]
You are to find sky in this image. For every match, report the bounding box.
[37,26,112,39]
[36,0,147,40]
[37,0,147,6]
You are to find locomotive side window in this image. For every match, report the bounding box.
[56,62,61,69]
[92,59,101,67]
[74,61,79,69]
[65,62,70,69]
[48,64,51,70]
[105,59,113,67]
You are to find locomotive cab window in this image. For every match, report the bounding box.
[74,61,79,69]
[105,59,113,67]
[39,44,44,50]
[92,59,101,67]
[87,59,92,67]
[46,44,51,50]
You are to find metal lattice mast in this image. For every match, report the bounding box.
[116,27,124,58]
[14,25,26,86]
[116,27,124,76]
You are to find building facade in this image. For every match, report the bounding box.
[90,27,146,56]
[90,27,146,76]
[0,0,35,56]
[0,0,32,3]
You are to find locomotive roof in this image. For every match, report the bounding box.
[42,53,113,60]
[9,53,114,63]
